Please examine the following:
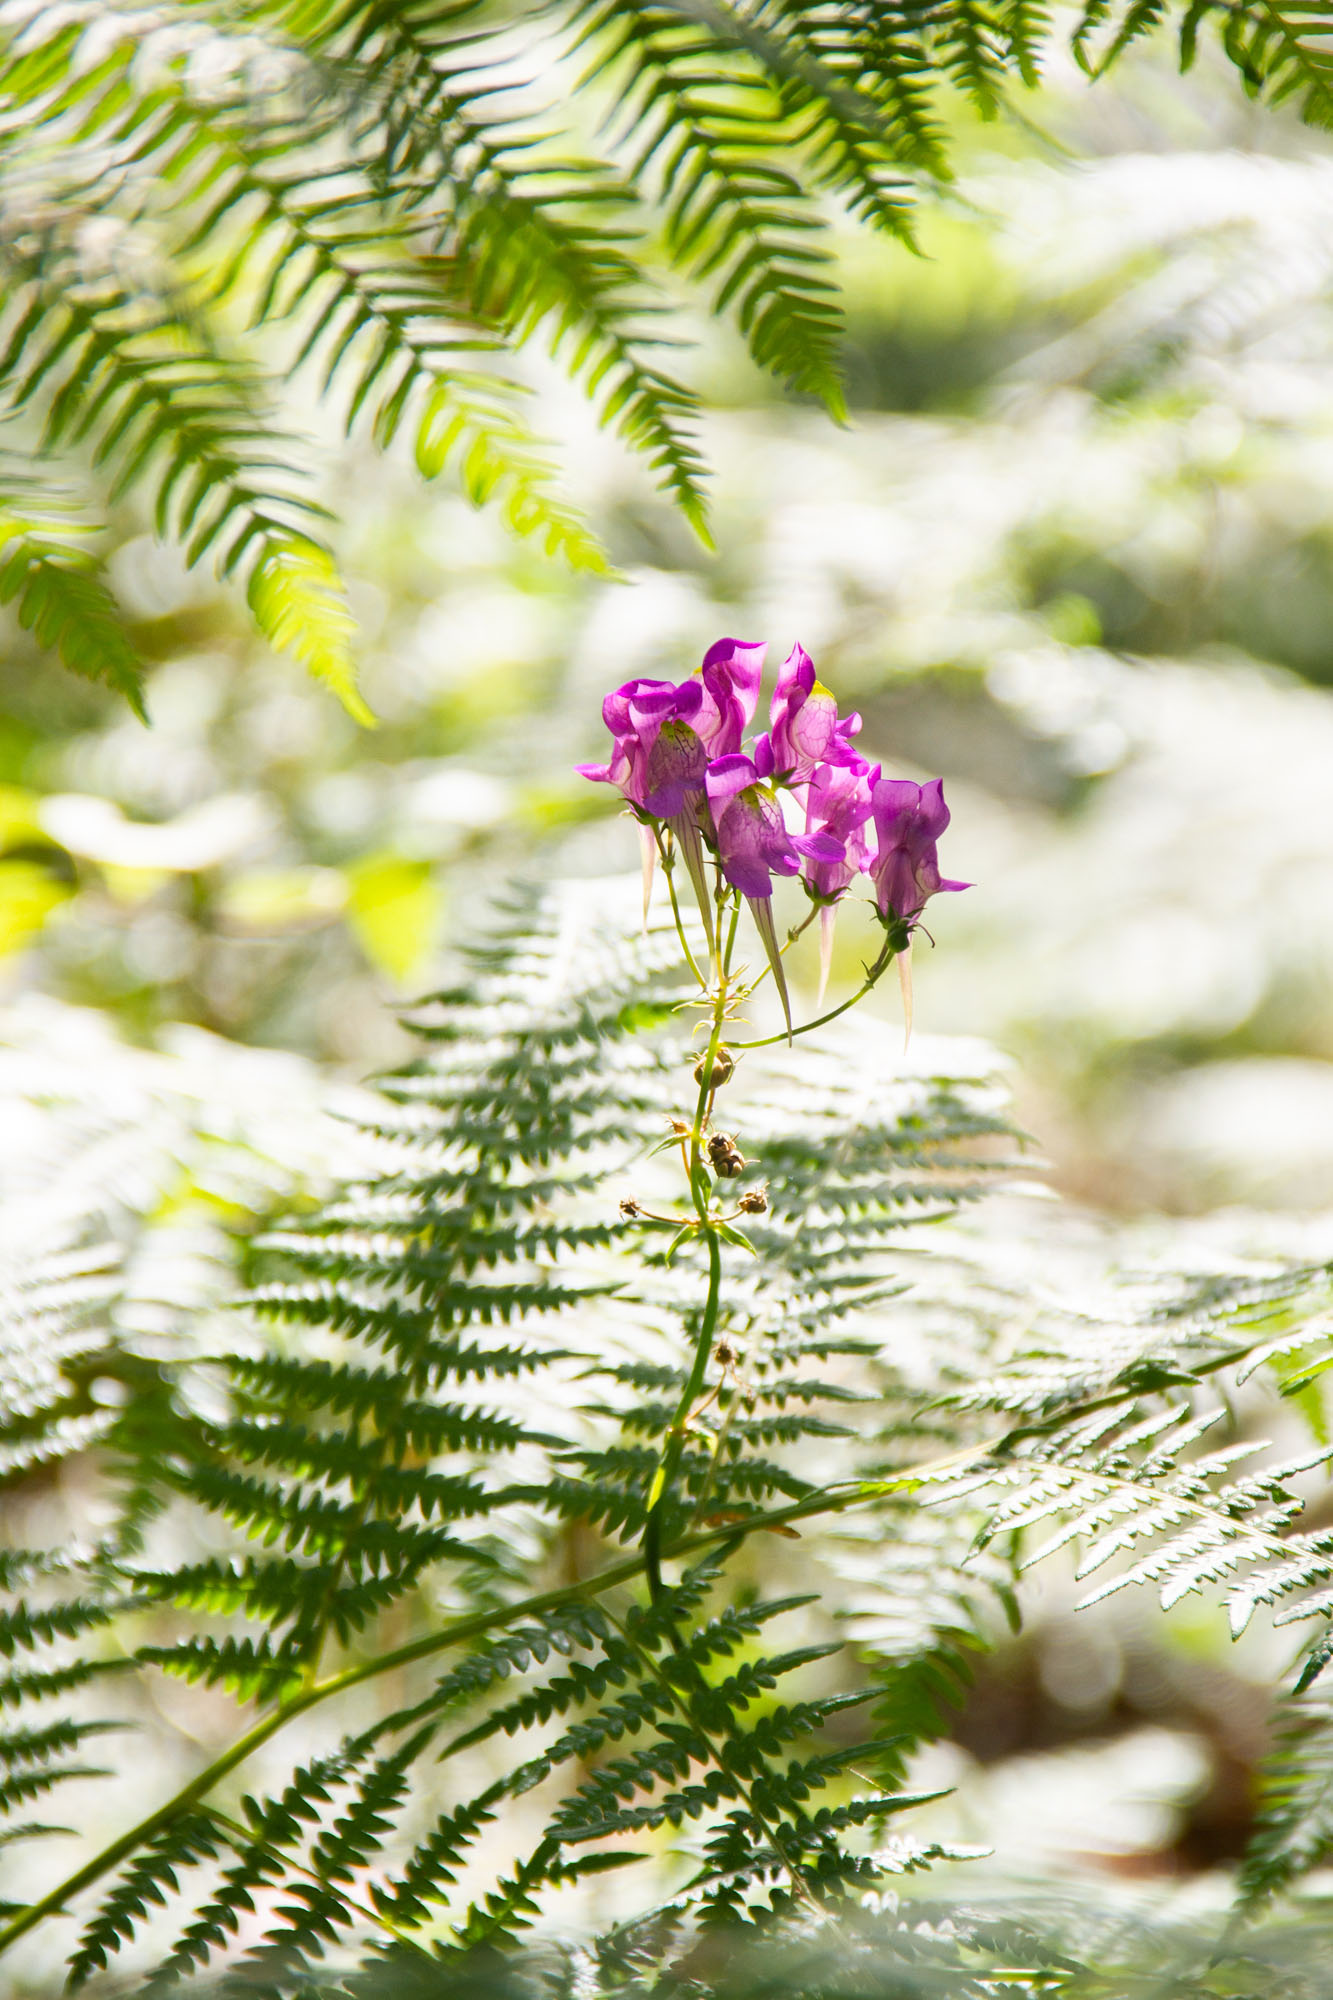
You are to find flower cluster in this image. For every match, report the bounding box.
[578,638,967,1019]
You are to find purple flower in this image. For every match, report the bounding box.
[868,777,969,929]
[706,752,843,1040]
[705,755,842,900]
[803,758,878,1003]
[576,677,709,817]
[765,643,863,786]
[696,637,766,759]
[803,758,879,902]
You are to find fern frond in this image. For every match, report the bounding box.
[0,459,143,709]
[67,1813,223,1991]
[1240,1685,1333,1908]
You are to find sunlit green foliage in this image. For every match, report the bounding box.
[0,0,1332,707]
[1,887,1333,1990]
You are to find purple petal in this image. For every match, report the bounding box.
[705,753,759,809]
[629,679,702,726]
[642,719,708,818]
[771,641,815,708]
[702,637,767,696]
[714,794,778,898]
[915,777,951,840]
[605,679,668,730]
[699,637,766,755]
[792,828,845,864]
[870,777,925,833]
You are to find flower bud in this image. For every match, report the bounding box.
[694,1045,735,1091]
[738,1187,768,1215]
[707,1131,745,1179]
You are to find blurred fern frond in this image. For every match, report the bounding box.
[5,888,1333,1986]
[0,0,1320,707]
[0,884,1014,1986]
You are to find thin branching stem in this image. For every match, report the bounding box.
[731,936,894,1050]
[0,1444,998,1959]
[656,826,708,989]
[641,892,739,1603]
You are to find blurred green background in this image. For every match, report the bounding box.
[9,29,1333,1910]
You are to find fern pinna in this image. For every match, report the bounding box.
[6,0,1333,706]
[6,639,1333,1990]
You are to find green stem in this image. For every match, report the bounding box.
[642,1228,723,1607]
[0,1441,990,1965]
[687,892,739,1203]
[740,904,819,996]
[730,938,893,1051]
[641,888,739,1599]
[656,829,707,991]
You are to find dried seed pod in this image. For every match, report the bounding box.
[693,1045,734,1091]
[738,1187,768,1215]
[618,1197,641,1220]
[707,1131,745,1179]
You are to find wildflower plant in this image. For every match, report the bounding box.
[577,638,967,1038]
[7,646,1333,1994]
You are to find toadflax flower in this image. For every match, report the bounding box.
[576,636,970,1042]
[763,642,863,786]
[868,776,969,1045]
[706,753,842,1037]
[575,642,767,944]
[802,758,880,1002]
[868,777,970,935]
[574,678,705,816]
[576,675,714,940]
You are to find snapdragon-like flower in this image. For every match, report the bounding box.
[868,777,970,935]
[696,637,766,758]
[764,642,862,786]
[575,678,707,816]
[705,754,842,899]
[803,758,879,1001]
[577,637,968,1041]
[574,644,768,946]
[706,752,842,1037]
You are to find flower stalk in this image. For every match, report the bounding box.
[586,639,971,1610]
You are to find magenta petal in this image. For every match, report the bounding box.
[643,719,708,818]
[877,848,922,918]
[606,679,669,729]
[869,775,967,923]
[630,681,698,727]
[915,776,951,839]
[702,637,767,696]
[771,642,814,709]
[792,828,844,864]
[871,778,924,825]
[699,637,766,755]
[705,753,759,809]
[715,795,776,898]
